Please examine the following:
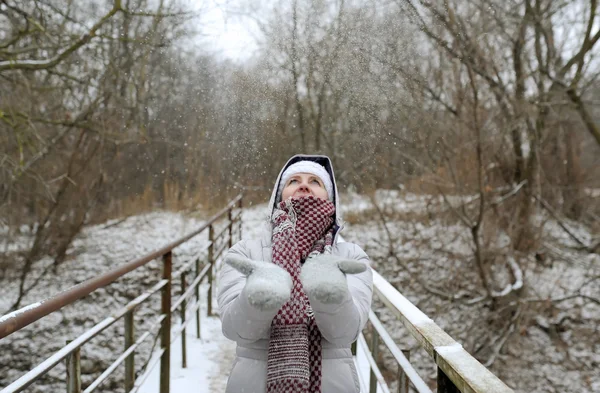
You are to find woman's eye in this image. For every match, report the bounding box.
[289,179,298,184]
[311,179,321,185]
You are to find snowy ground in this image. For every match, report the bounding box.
[136,283,236,393]
[1,191,599,393]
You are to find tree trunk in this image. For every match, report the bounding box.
[564,127,584,219]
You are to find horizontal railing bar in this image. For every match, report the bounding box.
[354,357,370,393]
[213,224,231,243]
[123,280,169,312]
[213,240,229,263]
[358,333,391,393]
[173,248,212,276]
[166,193,238,247]
[170,297,201,340]
[0,280,168,393]
[189,245,210,265]
[372,270,514,393]
[368,310,432,393]
[83,331,150,393]
[0,195,241,340]
[170,264,211,313]
[82,314,165,393]
[436,345,515,393]
[231,211,242,222]
[173,248,209,278]
[171,282,208,342]
[171,279,207,340]
[372,271,438,351]
[131,348,165,393]
[2,317,114,393]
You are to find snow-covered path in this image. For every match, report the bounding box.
[137,283,236,393]
[136,203,261,393]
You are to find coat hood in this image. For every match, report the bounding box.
[262,154,344,244]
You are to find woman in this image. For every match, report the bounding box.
[218,154,373,393]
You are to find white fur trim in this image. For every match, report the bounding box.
[277,161,333,202]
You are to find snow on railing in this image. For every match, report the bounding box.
[366,269,515,393]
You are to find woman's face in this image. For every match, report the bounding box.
[281,172,329,201]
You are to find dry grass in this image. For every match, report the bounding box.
[98,181,222,222]
[343,192,459,229]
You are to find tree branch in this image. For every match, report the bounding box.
[0,0,123,72]
[533,194,591,250]
[565,87,600,146]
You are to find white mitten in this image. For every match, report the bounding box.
[300,254,367,305]
[225,254,293,312]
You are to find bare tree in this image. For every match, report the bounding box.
[0,0,197,310]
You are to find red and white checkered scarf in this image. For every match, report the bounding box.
[267,195,335,393]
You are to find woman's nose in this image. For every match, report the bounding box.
[298,183,310,192]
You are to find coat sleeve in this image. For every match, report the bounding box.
[217,240,277,345]
[310,243,373,346]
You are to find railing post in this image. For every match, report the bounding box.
[207,225,214,317]
[237,197,243,241]
[228,209,233,248]
[66,341,81,393]
[195,258,201,339]
[369,332,379,393]
[124,311,135,393]
[160,251,172,393]
[437,367,460,393]
[398,350,410,393]
[181,272,187,368]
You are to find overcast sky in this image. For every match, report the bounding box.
[195,0,260,62]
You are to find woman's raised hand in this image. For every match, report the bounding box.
[300,255,367,305]
[225,254,293,312]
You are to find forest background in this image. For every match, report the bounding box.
[1,0,599,391]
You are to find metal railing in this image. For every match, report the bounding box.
[353,270,515,393]
[1,192,516,393]
[0,194,243,393]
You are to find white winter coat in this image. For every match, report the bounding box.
[217,155,373,393]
